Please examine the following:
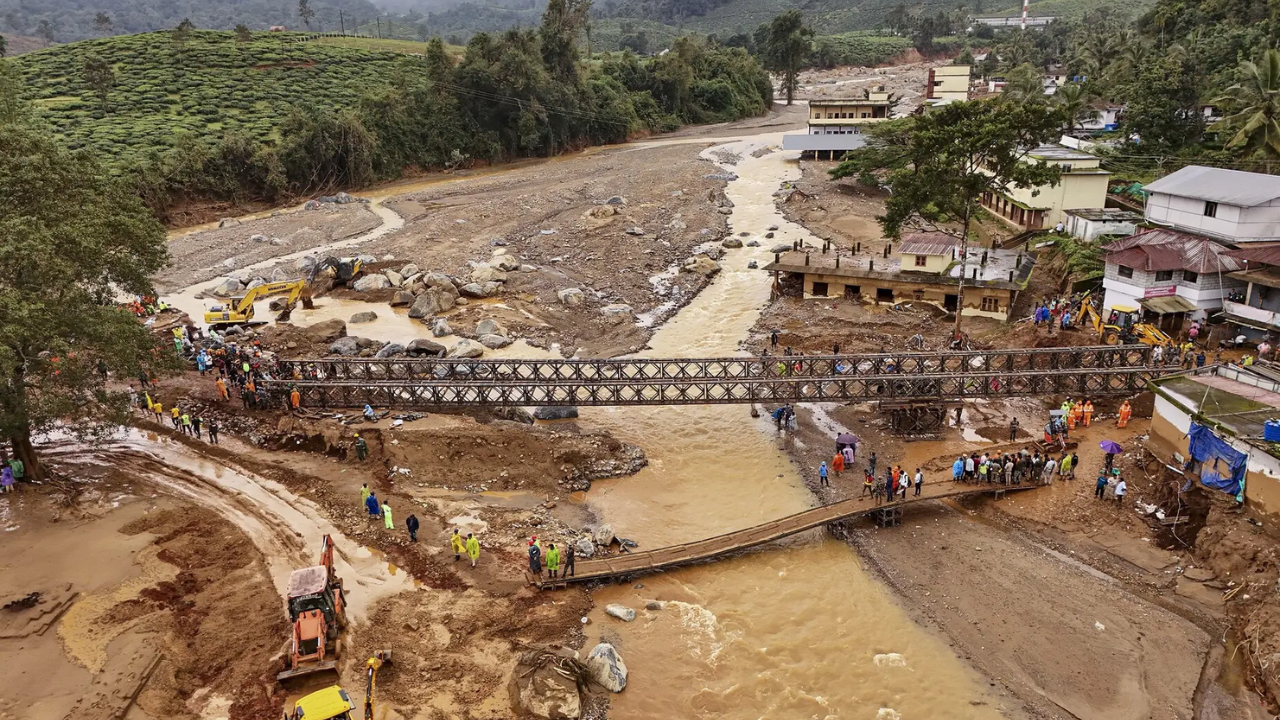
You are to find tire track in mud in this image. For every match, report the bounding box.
[45,432,412,622]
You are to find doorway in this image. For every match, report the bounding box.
[876,288,894,304]
[944,294,958,312]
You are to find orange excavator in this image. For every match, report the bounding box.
[278,535,347,682]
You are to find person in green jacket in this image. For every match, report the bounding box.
[381,501,393,530]
[354,434,368,461]
[9,457,24,482]
[545,543,561,579]
[465,533,480,568]
[360,483,370,508]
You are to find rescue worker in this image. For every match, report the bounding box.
[465,533,480,568]
[1082,400,1094,427]
[406,514,419,542]
[360,483,371,508]
[563,541,574,577]
[171,405,181,429]
[451,529,466,561]
[1117,400,1132,428]
[546,543,561,579]
[290,386,301,410]
[153,401,164,425]
[818,461,829,488]
[832,451,844,477]
[191,415,202,439]
[207,419,220,445]
[354,434,368,461]
[215,376,229,401]
[364,404,376,422]
[1009,417,1019,441]
[528,540,542,577]
[381,501,393,530]
[181,412,192,435]
[365,491,380,518]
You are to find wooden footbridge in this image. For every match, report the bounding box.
[538,482,1036,588]
[264,345,1177,408]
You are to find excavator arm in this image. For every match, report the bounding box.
[364,651,391,720]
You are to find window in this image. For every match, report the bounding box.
[1118,265,1134,279]
[1155,270,1174,282]
[1204,201,1218,218]
[1183,270,1198,283]
[913,289,926,301]
[933,80,943,86]
[981,297,1000,312]
[1060,163,1072,172]
[812,281,829,297]
[914,255,928,267]
[860,112,870,118]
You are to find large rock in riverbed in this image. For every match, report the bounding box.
[575,536,595,559]
[604,604,636,623]
[459,283,487,299]
[510,650,581,720]
[304,319,346,343]
[352,274,392,292]
[476,319,506,336]
[212,278,243,297]
[405,338,446,357]
[586,643,628,692]
[681,254,721,277]
[533,406,579,421]
[449,339,484,358]
[375,342,404,358]
[431,319,452,337]
[557,288,584,306]
[479,334,513,349]
[349,311,378,324]
[390,290,415,307]
[408,288,454,318]
[329,336,361,356]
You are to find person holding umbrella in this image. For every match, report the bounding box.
[1100,440,1123,474]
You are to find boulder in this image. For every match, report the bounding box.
[604,604,635,623]
[479,334,513,349]
[769,243,792,253]
[722,237,743,248]
[424,272,455,290]
[408,288,454,318]
[455,297,470,306]
[586,643,628,692]
[355,337,380,349]
[592,523,615,545]
[494,406,535,424]
[349,311,378,324]
[494,256,521,272]
[375,342,405,358]
[533,406,579,421]
[352,274,392,292]
[625,227,645,236]
[222,258,239,269]
[765,231,775,239]
[605,195,626,205]
[303,200,322,210]
[431,318,452,337]
[470,265,508,284]
[557,288,585,306]
[481,281,502,297]
[476,319,506,336]
[746,240,760,247]
[747,260,759,269]
[244,277,266,291]
[217,217,241,228]
[390,290,415,307]
[520,264,538,273]
[329,336,361,356]
[270,237,290,246]
[682,254,721,277]
[212,278,243,297]
[384,270,404,287]
[295,256,318,272]
[399,263,420,278]
[510,650,582,720]
[358,255,377,265]
[703,172,738,181]
[574,536,595,559]
[250,233,268,243]
[768,224,779,231]
[405,338,446,357]
[601,304,634,325]
[304,319,346,343]
[449,339,484,358]
[459,283,487,298]
[703,247,725,260]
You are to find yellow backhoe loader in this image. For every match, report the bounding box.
[284,651,391,720]
[204,279,315,329]
[1079,301,1171,346]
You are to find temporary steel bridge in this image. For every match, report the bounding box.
[262,345,1175,408]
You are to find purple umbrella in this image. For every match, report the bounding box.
[1099,440,1124,454]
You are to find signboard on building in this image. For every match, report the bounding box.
[1144,286,1177,298]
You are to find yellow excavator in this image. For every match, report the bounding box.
[285,651,391,720]
[1079,301,1172,346]
[204,279,315,329]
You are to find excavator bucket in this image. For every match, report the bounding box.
[277,659,338,682]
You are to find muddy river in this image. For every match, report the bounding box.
[159,130,1011,718]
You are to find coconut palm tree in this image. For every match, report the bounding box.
[1211,49,1280,173]
[1054,82,1096,133]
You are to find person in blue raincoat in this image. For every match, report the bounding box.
[365,491,381,518]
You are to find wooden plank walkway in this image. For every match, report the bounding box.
[538,483,1036,588]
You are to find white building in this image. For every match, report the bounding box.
[1143,166,1280,243]
[1063,208,1143,240]
[1100,228,1246,333]
[782,91,894,159]
[1077,104,1121,132]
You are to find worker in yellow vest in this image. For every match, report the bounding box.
[1117,400,1132,428]
[1082,400,1094,427]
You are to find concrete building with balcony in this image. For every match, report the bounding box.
[782,90,895,159]
[1100,228,1246,334]
[1223,243,1280,342]
[978,144,1111,230]
[761,232,1035,321]
[1142,166,1280,243]
[925,65,971,103]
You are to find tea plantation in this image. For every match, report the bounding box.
[11,31,414,168]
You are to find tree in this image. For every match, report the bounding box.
[37,19,54,44]
[172,18,195,53]
[81,53,115,114]
[831,100,1064,334]
[1120,54,1202,152]
[0,35,6,58]
[298,0,316,30]
[234,23,252,43]
[94,12,113,35]
[954,48,974,66]
[1211,49,1280,172]
[761,10,813,106]
[1002,63,1045,104]
[1054,82,1094,132]
[0,114,172,480]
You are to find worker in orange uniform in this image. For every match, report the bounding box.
[290,386,301,410]
[1082,400,1094,427]
[215,376,229,402]
[832,451,845,477]
[1066,403,1078,431]
[1117,400,1132,428]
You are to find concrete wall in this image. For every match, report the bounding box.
[1151,394,1280,518]
[799,271,1012,319]
[1146,193,1280,242]
[1065,215,1137,240]
[896,252,951,273]
[1006,173,1109,226]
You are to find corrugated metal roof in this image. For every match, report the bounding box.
[1226,242,1280,266]
[1143,166,1280,207]
[1103,228,1245,273]
[898,232,960,256]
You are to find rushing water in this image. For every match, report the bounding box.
[579,134,1008,719]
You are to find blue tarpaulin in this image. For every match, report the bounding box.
[1187,423,1247,499]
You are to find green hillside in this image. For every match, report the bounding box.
[11,31,412,167]
[989,0,1157,19]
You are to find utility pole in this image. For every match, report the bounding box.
[1021,0,1028,30]
[339,10,344,35]
[376,17,381,38]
